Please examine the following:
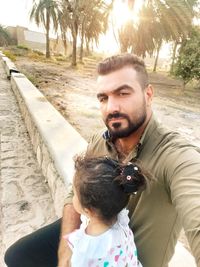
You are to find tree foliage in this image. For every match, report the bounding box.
[80,0,112,59]
[174,27,200,85]
[59,0,113,65]
[0,25,13,46]
[117,0,198,69]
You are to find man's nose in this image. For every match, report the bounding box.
[106,97,120,113]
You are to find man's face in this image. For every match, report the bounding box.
[97,66,153,138]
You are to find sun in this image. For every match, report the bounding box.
[96,0,144,54]
[110,0,143,29]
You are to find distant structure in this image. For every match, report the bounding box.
[6,25,72,56]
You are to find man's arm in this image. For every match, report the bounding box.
[57,134,97,266]
[169,147,200,266]
[57,203,81,267]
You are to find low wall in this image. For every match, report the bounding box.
[0,53,87,216]
[1,56,19,78]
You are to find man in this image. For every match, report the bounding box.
[5,54,200,267]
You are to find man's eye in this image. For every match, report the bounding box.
[119,92,129,96]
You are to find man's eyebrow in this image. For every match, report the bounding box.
[114,84,133,92]
[97,84,133,98]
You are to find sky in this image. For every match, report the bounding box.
[0,0,41,31]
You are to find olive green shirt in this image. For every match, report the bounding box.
[65,115,200,267]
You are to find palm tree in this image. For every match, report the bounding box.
[30,0,60,58]
[0,25,13,46]
[58,0,79,66]
[117,0,198,71]
[59,0,113,66]
[79,0,113,61]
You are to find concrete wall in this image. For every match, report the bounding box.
[6,26,72,56]
[0,52,87,216]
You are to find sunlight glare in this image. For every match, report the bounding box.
[111,0,144,29]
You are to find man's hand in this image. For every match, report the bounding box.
[58,203,81,267]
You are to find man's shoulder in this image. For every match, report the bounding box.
[89,129,106,144]
[145,116,200,155]
[86,129,110,157]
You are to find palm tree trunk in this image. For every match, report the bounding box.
[63,34,67,56]
[170,41,178,74]
[79,20,84,62]
[86,39,90,55]
[72,24,77,66]
[46,9,50,58]
[61,31,67,56]
[153,41,162,72]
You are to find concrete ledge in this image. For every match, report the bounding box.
[1,55,19,79]
[9,70,87,216]
[10,72,87,215]
[0,54,87,216]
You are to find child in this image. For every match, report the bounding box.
[65,155,150,267]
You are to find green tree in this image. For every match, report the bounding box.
[0,25,13,46]
[30,0,60,58]
[174,27,200,87]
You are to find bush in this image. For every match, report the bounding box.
[2,50,16,61]
[55,55,66,62]
[17,45,29,50]
[32,49,44,56]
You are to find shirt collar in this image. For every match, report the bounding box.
[102,130,111,140]
[139,113,156,146]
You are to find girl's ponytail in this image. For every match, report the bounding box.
[105,157,149,194]
[117,162,147,193]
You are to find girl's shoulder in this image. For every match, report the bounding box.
[116,208,130,228]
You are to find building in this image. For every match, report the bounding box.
[6,25,72,56]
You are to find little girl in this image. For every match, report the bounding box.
[65,155,150,267]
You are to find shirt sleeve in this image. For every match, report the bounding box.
[168,146,200,265]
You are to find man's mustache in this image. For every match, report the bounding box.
[106,112,129,122]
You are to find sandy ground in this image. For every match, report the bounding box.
[14,56,200,251]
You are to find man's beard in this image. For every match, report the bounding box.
[106,111,146,139]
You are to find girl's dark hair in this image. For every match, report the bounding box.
[74,155,150,223]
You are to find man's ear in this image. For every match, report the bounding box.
[145,84,154,104]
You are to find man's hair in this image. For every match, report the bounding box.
[97,53,149,89]
[73,155,148,224]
